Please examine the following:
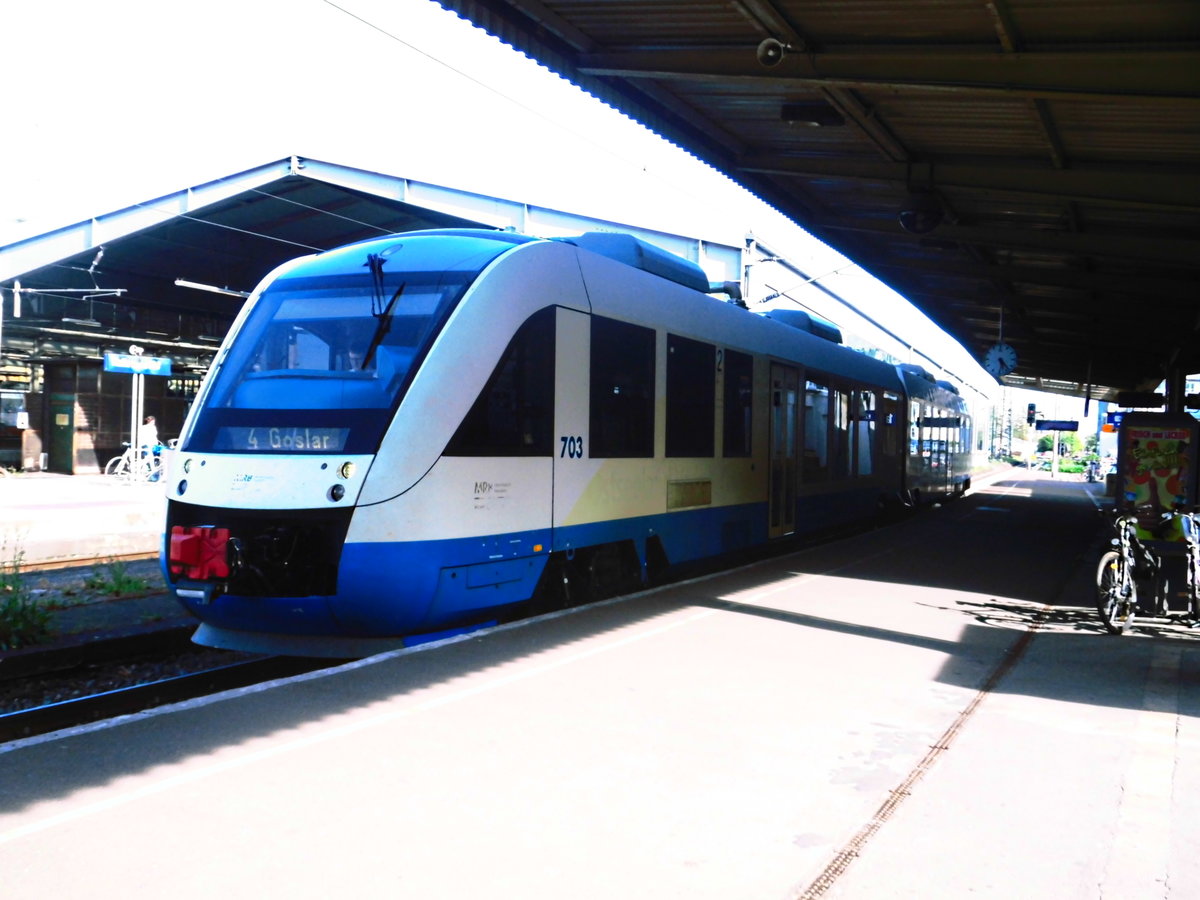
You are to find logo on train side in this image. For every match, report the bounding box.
[474,481,493,495]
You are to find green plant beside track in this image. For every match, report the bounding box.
[84,559,152,597]
[0,548,51,651]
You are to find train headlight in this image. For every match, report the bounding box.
[338,461,355,480]
[329,484,346,502]
[177,479,188,496]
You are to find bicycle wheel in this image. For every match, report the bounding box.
[1188,548,1200,624]
[1096,550,1136,634]
[104,453,130,476]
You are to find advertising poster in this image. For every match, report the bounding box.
[1117,413,1199,524]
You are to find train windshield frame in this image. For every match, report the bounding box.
[184,234,520,454]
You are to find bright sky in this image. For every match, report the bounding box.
[1,0,994,390]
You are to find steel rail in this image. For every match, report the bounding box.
[0,656,337,744]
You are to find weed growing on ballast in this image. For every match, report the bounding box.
[0,544,51,651]
[84,558,151,598]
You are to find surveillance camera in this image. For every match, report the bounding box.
[898,192,943,235]
[757,37,788,67]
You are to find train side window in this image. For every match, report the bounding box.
[444,307,555,456]
[590,316,656,458]
[723,349,753,457]
[666,334,715,457]
[803,377,830,482]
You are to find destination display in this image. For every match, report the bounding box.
[214,426,349,452]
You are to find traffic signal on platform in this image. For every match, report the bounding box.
[1027,403,1037,425]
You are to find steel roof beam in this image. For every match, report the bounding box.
[739,156,1200,210]
[576,49,1200,101]
[733,0,809,48]
[827,216,1199,266]
[817,87,909,162]
[868,257,1195,302]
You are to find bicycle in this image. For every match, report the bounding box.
[1096,509,1145,634]
[104,442,163,482]
[1096,505,1200,634]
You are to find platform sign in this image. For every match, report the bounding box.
[106,346,172,450]
[104,352,172,376]
[1035,420,1079,431]
[1115,412,1200,514]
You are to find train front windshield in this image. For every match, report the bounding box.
[184,234,520,454]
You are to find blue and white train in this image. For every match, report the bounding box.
[164,229,972,656]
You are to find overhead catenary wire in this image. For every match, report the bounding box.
[128,200,327,253]
[246,188,397,236]
[317,0,744,217]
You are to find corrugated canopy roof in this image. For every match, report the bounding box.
[0,159,482,319]
[436,0,1200,401]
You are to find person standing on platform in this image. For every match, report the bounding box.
[141,415,159,449]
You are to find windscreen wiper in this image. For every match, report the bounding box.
[362,280,406,370]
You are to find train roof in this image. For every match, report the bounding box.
[284,229,951,402]
[555,232,711,294]
[900,364,968,408]
[760,309,843,345]
[555,236,905,393]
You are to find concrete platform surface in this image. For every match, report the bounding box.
[1,472,165,567]
[2,471,1198,899]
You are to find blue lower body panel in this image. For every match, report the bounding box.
[171,487,886,650]
[172,528,554,639]
[333,535,553,634]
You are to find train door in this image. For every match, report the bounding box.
[769,363,799,537]
[552,308,591,547]
[880,391,902,488]
[931,406,951,494]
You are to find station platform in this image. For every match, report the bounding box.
[2,470,1198,898]
[0,471,164,568]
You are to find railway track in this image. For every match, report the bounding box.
[0,655,339,744]
[18,551,159,573]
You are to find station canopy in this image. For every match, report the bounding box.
[3,157,771,385]
[436,0,1200,401]
[0,158,496,372]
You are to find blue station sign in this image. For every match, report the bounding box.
[104,352,172,376]
[1035,419,1079,432]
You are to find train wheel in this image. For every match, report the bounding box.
[878,493,910,523]
[643,536,670,587]
[526,553,573,615]
[528,541,649,617]
[581,541,642,599]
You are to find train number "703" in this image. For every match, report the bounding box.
[560,435,584,458]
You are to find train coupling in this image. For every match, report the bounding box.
[169,525,233,588]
